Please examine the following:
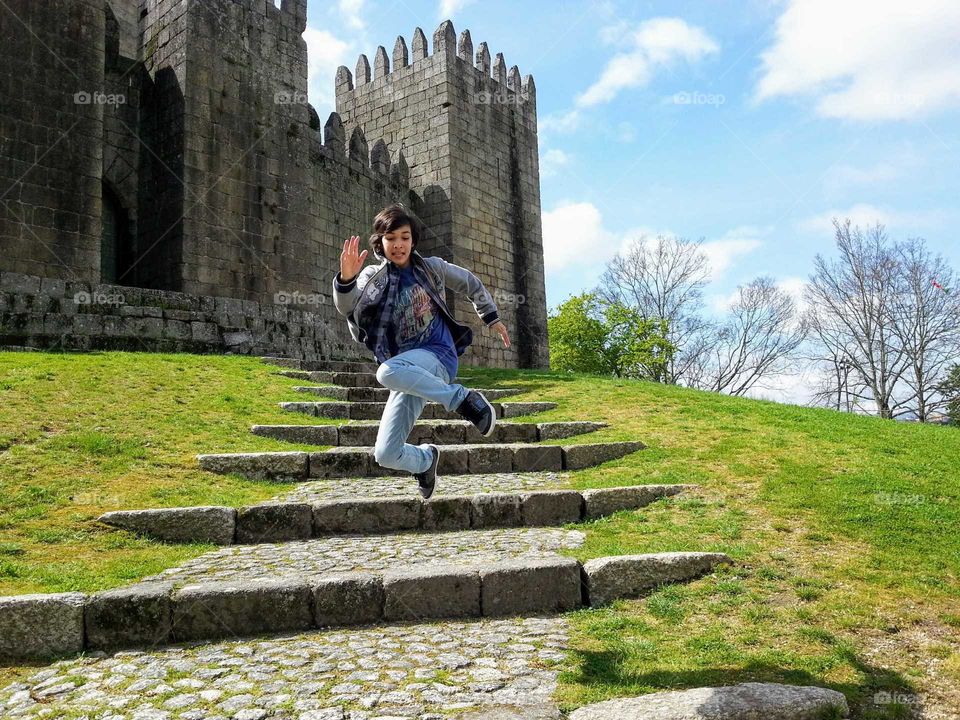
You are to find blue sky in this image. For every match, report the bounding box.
[300,0,959,365]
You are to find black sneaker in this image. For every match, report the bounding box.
[414,444,439,499]
[455,390,497,437]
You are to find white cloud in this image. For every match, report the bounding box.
[305,27,353,113]
[701,226,765,280]
[541,202,616,273]
[439,0,474,17]
[776,276,809,313]
[799,203,896,235]
[540,149,571,178]
[337,0,366,30]
[539,109,584,136]
[755,0,960,120]
[577,17,719,107]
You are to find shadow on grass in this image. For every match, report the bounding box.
[561,648,923,719]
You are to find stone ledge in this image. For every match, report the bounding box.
[96,485,693,543]
[582,552,734,607]
[567,682,849,719]
[0,551,730,661]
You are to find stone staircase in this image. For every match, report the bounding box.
[0,356,737,720]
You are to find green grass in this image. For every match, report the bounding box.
[0,350,337,597]
[463,365,960,718]
[2,352,959,717]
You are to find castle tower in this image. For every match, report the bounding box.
[335,21,549,369]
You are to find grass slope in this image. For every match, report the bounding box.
[1,352,959,718]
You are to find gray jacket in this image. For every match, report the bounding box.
[332,250,500,363]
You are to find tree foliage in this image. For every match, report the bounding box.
[548,292,673,380]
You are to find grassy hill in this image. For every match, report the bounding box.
[1,350,958,716]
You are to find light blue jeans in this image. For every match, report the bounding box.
[373,348,470,474]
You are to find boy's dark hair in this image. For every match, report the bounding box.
[370,202,423,257]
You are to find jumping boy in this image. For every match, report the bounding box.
[332,203,511,499]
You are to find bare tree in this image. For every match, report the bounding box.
[687,277,806,396]
[595,234,712,384]
[804,219,910,419]
[890,239,960,421]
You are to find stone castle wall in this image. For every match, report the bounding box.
[0,0,549,367]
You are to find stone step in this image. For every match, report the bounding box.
[261,357,378,373]
[277,370,380,388]
[197,441,645,480]
[291,385,522,402]
[98,484,689,544]
[250,420,607,446]
[279,400,557,420]
[0,551,731,661]
[277,369,475,384]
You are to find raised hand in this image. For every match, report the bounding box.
[339,235,368,282]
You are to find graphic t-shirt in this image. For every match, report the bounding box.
[391,265,459,381]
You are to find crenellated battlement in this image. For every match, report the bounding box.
[303,108,410,188]
[335,19,536,118]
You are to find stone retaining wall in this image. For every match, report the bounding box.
[0,270,360,361]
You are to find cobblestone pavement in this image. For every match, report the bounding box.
[273,472,573,503]
[0,616,570,719]
[135,529,586,588]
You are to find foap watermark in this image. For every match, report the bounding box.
[274,290,326,306]
[73,90,126,106]
[872,691,922,706]
[873,91,925,110]
[74,290,125,306]
[873,491,945,506]
[473,90,523,106]
[274,90,309,106]
[672,90,725,107]
[493,289,526,306]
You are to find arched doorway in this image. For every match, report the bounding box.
[101,182,132,284]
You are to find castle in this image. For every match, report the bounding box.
[0,0,548,368]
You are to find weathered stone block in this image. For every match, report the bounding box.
[85,582,173,650]
[420,495,472,531]
[581,484,687,520]
[313,497,421,534]
[471,493,523,528]
[537,421,605,440]
[98,506,236,544]
[562,441,646,470]
[512,443,563,471]
[521,490,583,526]
[583,552,733,607]
[480,557,582,617]
[251,424,338,445]
[312,573,384,627]
[567,682,849,720]
[436,445,469,475]
[0,592,85,660]
[197,452,308,480]
[309,448,371,477]
[236,503,313,543]
[171,578,313,641]
[465,444,513,473]
[383,565,481,621]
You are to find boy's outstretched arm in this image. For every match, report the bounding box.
[435,258,511,347]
